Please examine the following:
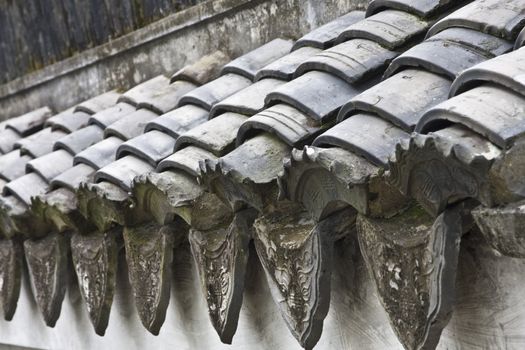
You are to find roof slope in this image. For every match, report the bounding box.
[0,1,524,350]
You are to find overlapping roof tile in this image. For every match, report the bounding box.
[126,1,477,348]
[0,1,524,349]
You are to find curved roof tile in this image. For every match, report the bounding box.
[366,0,460,18]
[314,113,410,166]
[221,39,294,80]
[54,125,104,156]
[255,47,322,82]
[294,38,398,83]
[385,28,513,79]
[117,130,176,166]
[174,112,248,156]
[209,78,285,119]
[293,11,365,50]
[336,10,429,49]
[450,47,525,96]
[427,0,525,40]
[177,73,252,111]
[417,84,525,149]
[266,71,361,122]
[144,105,209,139]
[338,69,451,130]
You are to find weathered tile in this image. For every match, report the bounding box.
[222,39,293,80]
[418,85,525,149]
[266,71,361,122]
[175,112,248,156]
[366,0,459,18]
[54,125,104,156]
[337,10,429,49]
[314,113,410,166]
[26,150,74,182]
[255,47,322,82]
[295,38,397,84]
[450,46,525,97]
[293,11,365,50]
[427,0,525,41]
[95,155,154,191]
[339,69,451,131]
[74,136,123,170]
[178,74,252,111]
[104,109,159,140]
[237,104,321,147]
[170,50,230,85]
[145,104,209,138]
[117,130,176,166]
[210,78,285,118]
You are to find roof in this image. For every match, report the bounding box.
[0,0,524,349]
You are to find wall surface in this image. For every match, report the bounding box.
[0,0,370,120]
[0,0,205,85]
[0,234,524,350]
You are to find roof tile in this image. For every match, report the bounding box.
[337,9,429,49]
[174,112,248,156]
[157,146,217,176]
[338,69,451,130]
[117,75,170,107]
[385,28,513,78]
[117,130,176,166]
[136,80,197,115]
[26,150,74,182]
[366,0,459,18]
[221,39,294,80]
[177,73,252,111]
[104,109,158,140]
[0,151,32,182]
[3,172,48,205]
[170,51,231,85]
[294,38,398,83]
[209,78,286,118]
[15,128,68,158]
[237,104,322,147]
[5,106,53,136]
[46,111,92,133]
[51,163,95,191]
[74,136,124,169]
[95,155,154,191]
[255,47,322,81]
[450,47,525,96]
[293,11,365,50]
[427,0,525,40]
[74,90,121,115]
[88,102,136,129]
[145,105,209,138]
[314,113,410,166]
[0,129,23,154]
[266,71,362,122]
[417,85,525,149]
[54,125,104,156]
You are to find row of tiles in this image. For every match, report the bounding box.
[0,1,524,350]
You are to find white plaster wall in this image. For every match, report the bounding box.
[0,233,524,349]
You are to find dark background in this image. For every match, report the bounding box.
[0,0,204,84]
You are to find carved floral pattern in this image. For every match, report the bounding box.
[389,136,491,215]
[0,239,22,321]
[357,205,463,350]
[71,230,119,335]
[124,223,176,335]
[24,233,68,327]
[189,209,255,343]
[252,207,352,350]
[256,228,317,338]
